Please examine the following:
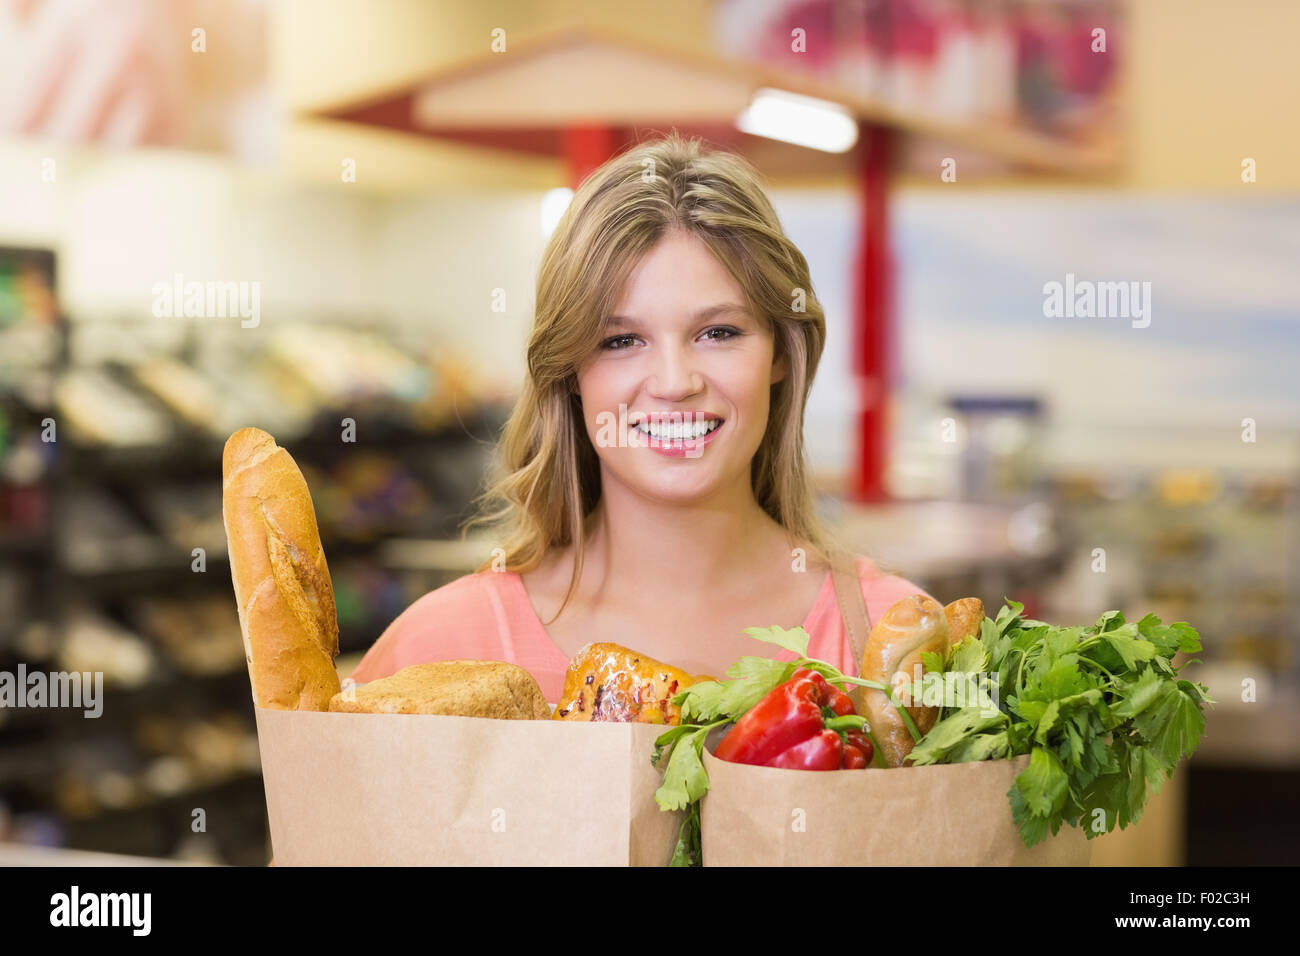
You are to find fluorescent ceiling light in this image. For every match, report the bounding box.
[735,88,858,153]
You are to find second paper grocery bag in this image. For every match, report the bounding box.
[699,750,1092,866]
[255,708,681,865]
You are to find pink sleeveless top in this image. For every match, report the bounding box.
[348,556,933,703]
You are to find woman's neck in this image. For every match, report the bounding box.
[576,470,794,605]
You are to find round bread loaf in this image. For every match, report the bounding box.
[329,660,551,719]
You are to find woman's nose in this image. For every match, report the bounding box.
[645,345,703,398]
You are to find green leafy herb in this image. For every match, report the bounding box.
[668,803,701,867]
[651,721,724,812]
[907,602,1213,847]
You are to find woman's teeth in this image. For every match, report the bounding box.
[633,418,722,441]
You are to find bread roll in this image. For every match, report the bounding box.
[329,661,550,719]
[554,643,698,723]
[222,427,341,710]
[860,595,951,767]
[945,598,985,646]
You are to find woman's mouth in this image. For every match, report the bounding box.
[631,416,725,458]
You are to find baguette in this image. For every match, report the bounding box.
[222,427,341,710]
[860,595,951,767]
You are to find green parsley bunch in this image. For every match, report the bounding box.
[908,600,1214,847]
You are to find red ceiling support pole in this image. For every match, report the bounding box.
[564,124,620,189]
[851,122,894,503]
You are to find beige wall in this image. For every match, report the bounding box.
[1125,0,1300,191]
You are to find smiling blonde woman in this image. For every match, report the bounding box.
[350,131,932,702]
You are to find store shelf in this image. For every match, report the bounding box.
[1,309,509,867]
[314,23,1117,179]
[54,409,505,480]
[0,531,49,559]
[0,841,214,866]
[1191,699,1300,769]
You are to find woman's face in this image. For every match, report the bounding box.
[575,228,786,505]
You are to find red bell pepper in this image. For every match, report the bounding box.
[713,668,875,770]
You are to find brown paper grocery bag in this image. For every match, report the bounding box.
[700,750,1092,866]
[255,708,682,866]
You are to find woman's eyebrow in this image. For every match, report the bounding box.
[603,303,750,330]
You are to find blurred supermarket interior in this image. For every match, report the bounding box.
[0,0,1297,865]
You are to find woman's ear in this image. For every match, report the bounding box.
[770,348,788,386]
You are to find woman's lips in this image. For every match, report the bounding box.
[634,419,726,458]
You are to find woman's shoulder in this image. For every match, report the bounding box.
[347,570,521,683]
[847,553,936,616]
[393,568,536,634]
[402,569,510,613]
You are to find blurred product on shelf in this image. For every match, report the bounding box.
[948,395,1045,503]
[1046,468,1298,688]
[54,368,174,446]
[1155,469,1221,507]
[416,350,488,431]
[0,247,59,393]
[331,558,417,650]
[133,712,261,782]
[302,454,428,542]
[0,568,24,639]
[1224,633,1292,673]
[265,324,434,410]
[53,712,260,821]
[190,352,315,441]
[131,596,245,677]
[0,428,53,487]
[1243,477,1291,510]
[139,483,227,554]
[58,607,155,688]
[126,356,231,437]
[55,486,160,573]
[0,451,49,527]
[39,320,493,455]
[717,0,1120,146]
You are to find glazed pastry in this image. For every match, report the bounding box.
[554,643,699,724]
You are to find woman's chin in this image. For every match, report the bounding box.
[624,466,729,504]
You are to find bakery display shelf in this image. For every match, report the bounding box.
[51,404,507,482]
[83,667,253,711]
[0,843,214,866]
[288,409,508,462]
[52,536,409,595]
[1,279,507,865]
[59,768,265,821]
[0,530,50,559]
[56,538,361,574]
[53,563,231,600]
[0,732,56,787]
[1049,468,1300,687]
[0,674,251,741]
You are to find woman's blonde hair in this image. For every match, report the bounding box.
[463,130,838,622]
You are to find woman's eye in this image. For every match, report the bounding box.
[600,327,740,350]
[702,326,741,342]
